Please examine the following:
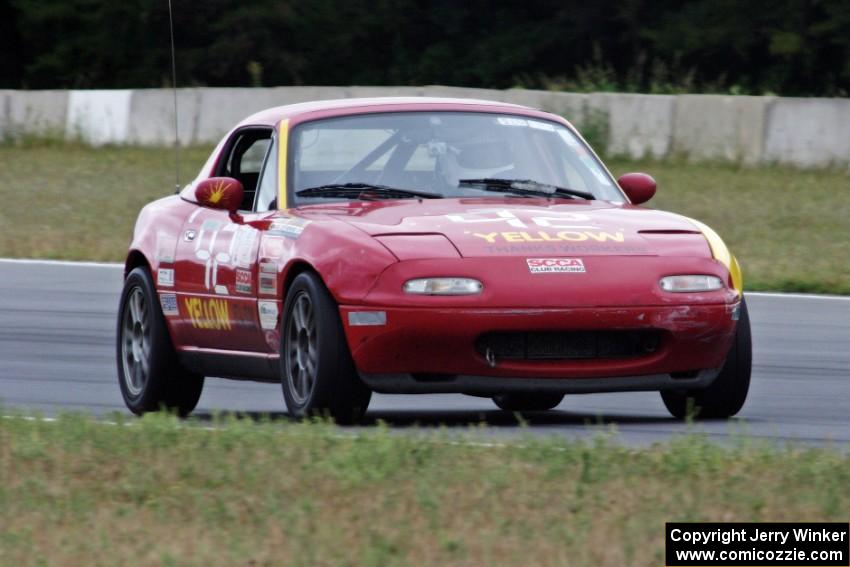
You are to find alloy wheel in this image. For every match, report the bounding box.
[121,287,151,397]
[286,291,318,405]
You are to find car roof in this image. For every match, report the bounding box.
[238,96,560,128]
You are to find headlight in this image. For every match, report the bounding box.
[659,275,724,292]
[403,277,483,295]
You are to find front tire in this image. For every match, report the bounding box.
[116,267,204,417]
[281,272,371,423]
[661,297,752,420]
[492,393,564,412]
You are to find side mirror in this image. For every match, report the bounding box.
[195,177,244,213]
[617,172,656,205]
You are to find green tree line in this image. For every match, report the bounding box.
[2,0,848,96]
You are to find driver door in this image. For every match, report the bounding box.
[172,128,273,352]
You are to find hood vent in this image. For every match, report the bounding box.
[638,229,701,235]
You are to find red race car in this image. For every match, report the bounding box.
[116,97,750,422]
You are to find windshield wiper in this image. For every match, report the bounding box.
[296,182,441,200]
[458,178,594,200]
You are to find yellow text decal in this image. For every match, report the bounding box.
[184,297,231,331]
[473,230,624,244]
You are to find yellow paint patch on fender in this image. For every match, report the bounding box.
[689,219,743,294]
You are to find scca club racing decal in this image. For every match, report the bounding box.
[526,258,586,274]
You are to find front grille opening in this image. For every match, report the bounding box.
[476,330,661,361]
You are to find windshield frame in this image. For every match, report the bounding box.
[285,110,625,207]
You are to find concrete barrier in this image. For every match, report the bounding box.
[194,87,355,142]
[195,88,281,143]
[594,93,676,159]
[764,98,850,167]
[266,86,352,107]
[127,88,201,146]
[67,90,133,145]
[673,95,772,164]
[501,89,587,126]
[421,85,508,101]
[2,90,69,139]
[344,86,424,99]
[0,90,9,139]
[2,85,849,168]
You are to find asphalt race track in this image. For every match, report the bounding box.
[1,259,848,447]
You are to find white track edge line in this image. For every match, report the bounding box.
[745,292,850,301]
[0,258,124,268]
[0,258,122,268]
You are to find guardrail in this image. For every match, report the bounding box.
[2,86,848,167]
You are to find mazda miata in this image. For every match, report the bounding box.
[117,97,750,422]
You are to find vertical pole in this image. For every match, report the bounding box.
[167,0,180,193]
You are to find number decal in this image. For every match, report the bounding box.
[446,208,592,229]
[192,220,256,294]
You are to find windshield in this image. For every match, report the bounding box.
[290,112,623,204]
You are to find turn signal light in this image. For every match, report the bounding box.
[403,278,483,295]
[659,275,724,292]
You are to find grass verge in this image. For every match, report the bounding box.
[0,414,848,566]
[0,144,212,262]
[0,144,848,293]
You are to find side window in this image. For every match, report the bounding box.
[218,129,272,210]
[235,140,269,174]
[254,135,278,212]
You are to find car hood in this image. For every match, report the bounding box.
[300,198,710,259]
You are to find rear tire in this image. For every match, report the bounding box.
[492,393,564,412]
[116,267,204,417]
[280,272,371,423]
[661,297,752,420]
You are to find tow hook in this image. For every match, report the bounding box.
[485,348,497,368]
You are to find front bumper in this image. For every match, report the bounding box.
[357,369,721,395]
[340,303,737,393]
